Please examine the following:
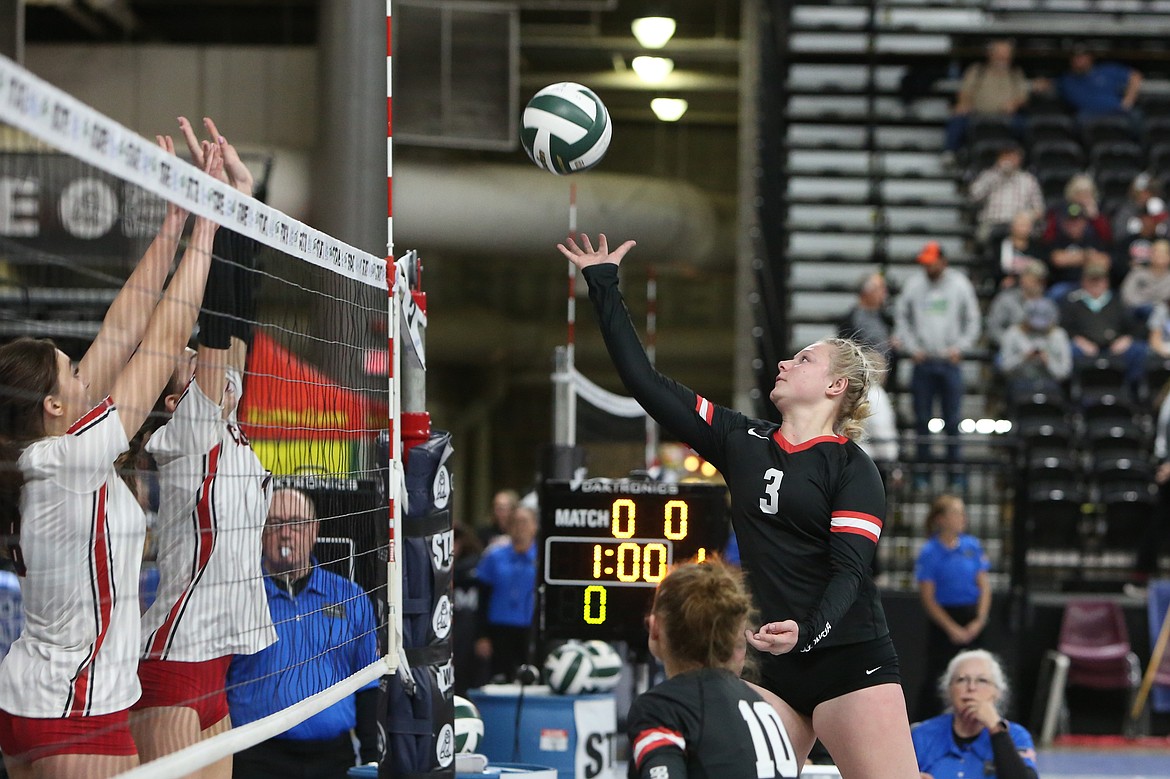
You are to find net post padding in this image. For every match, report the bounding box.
[114,658,393,779]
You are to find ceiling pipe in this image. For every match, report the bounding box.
[392,160,723,266]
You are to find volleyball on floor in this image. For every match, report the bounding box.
[544,641,596,694]
[521,82,612,175]
[453,695,483,754]
[582,640,622,692]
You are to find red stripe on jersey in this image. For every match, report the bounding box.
[831,525,879,543]
[146,444,221,660]
[694,395,714,425]
[70,485,114,716]
[831,510,883,543]
[66,397,114,436]
[830,510,882,528]
[632,727,686,768]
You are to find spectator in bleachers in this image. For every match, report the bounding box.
[969,142,1044,247]
[1143,287,1170,358]
[986,260,1050,350]
[944,39,1032,157]
[838,272,893,365]
[1116,197,1169,283]
[1056,42,1143,123]
[1045,201,1112,300]
[999,298,1073,403]
[1111,172,1161,244]
[988,212,1045,289]
[1120,238,1170,320]
[1059,253,1149,392]
[893,242,982,481]
[1043,173,1112,245]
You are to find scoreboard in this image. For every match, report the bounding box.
[539,478,730,642]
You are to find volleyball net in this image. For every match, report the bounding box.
[0,54,405,776]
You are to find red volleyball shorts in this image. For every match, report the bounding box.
[0,708,137,760]
[133,656,232,730]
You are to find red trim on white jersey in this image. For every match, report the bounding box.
[67,484,115,716]
[145,444,221,660]
[829,510,883,543]
[694,395,714,425]
[632,726,686,768]
[66,397,115,436]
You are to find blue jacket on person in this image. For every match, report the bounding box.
[915,534,990,606]
[227,562,379,741]
[1058,62,1133,116]
[476,541,537,628]
[912,713,1037,779]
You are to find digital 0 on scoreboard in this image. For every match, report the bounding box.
[539,478,730,642]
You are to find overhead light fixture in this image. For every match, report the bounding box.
[650,97,688,122]
[631,16,676,49]
[631,56,674,84]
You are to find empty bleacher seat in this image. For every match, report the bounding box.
[1089,141,1146,174]
[1028,113,1079,147]
[1032,138,1087,171]
[1082,115,1138,148]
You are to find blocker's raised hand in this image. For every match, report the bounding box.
[178,115,255,196]
[557,233,636,270]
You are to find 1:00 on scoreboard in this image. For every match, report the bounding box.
[544,537,673,586]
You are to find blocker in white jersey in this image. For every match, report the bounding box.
[0,398,145,718]
[141,375,276,662]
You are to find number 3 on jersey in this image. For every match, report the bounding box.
[737,699,798,778]
[759,468,784,514]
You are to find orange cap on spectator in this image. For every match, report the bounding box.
[917,241,944,265]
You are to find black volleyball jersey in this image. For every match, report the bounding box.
[628,668,798,779]
[585,264,889,653]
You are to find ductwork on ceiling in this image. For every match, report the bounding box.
[393,160,723,266]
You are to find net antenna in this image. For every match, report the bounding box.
[0,48,409,778]
[552,183,658,469]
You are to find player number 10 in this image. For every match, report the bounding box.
[611,498,688,540]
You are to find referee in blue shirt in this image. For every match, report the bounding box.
[228,489,381,779]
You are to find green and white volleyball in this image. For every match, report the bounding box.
[544,641,596,695]
[453,695,483,754]
[521,82,612,175]
[582,640,623,692]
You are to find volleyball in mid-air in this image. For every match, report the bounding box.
[453,695,483,753]
[544,641,595,695]
[521,82,612,175]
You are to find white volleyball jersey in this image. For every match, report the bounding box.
[142,378,276,661]
[0,397,145,717]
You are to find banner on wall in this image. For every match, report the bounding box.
[239,331,380,474]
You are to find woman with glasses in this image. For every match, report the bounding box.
[912,649,1038,779]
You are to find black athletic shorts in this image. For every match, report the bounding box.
[758,634,902,717]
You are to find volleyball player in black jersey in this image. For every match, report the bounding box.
[559,235,919,779]
[628,559,796,779]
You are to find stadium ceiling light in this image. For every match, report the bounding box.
[631,16,676,49]
[631,56,674,84]
[650,97,688,122]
